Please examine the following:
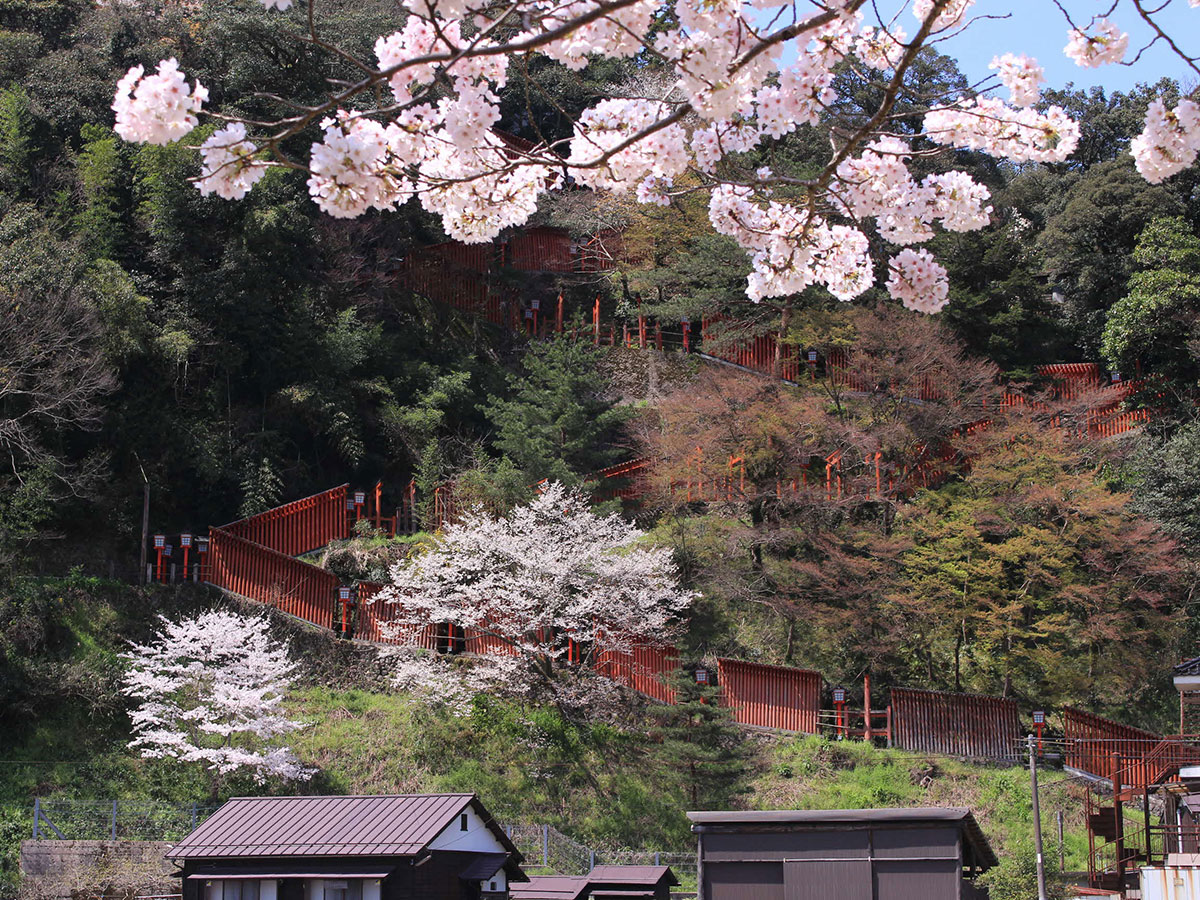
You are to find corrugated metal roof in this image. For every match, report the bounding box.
[588,866,678,886]
[168,794,479,859]
[510,876,588,900]
[687,807,998,870]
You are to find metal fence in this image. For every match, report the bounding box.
[31,799,218,842]
[29,804,696,883]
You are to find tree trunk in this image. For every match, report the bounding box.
[773,301,792,379]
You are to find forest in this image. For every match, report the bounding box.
[2,0,1200,896]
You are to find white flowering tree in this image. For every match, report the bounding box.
[375,482,694,703]
[107,0,1200,318]
[122,610,313,791]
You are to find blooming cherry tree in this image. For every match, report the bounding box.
[374,482,694,702]
[122,610,313,789]
[107,0,1200,314]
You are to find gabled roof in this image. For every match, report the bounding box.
[687,807,997,870]
[168,794,521,861]
[588,866,679,887]
[510,875,589,900]
[1175,657,1200,678]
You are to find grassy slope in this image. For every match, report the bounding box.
[1,580,1087,900]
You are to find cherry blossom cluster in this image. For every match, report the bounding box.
[924,96,1080,163]
[886,248,950,314]
[913,0,974,32]
[112,58,206,146]
[307,112,415,218]
[1064,18,1128,67]
[988,53,1044,108]
[196,124,268,200]
[375,481,695,704]
[833,138,992,246]
[123,610,313,783]
[109,0,1200,317]
[708,185,873,302]
[567,99,689,192]
[1131,98,1200,184]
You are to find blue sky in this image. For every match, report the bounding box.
[934,0,1198,95]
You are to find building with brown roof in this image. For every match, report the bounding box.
[688,807,996,900]
[510,865,678,900]
[168,794,527,900]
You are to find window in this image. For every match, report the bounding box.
[460,814,469,832]
[322,880,363,900]
[203,881,261,900]
[225,882,261,900]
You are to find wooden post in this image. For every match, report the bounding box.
[593,296,600,345]
[863,674,872,743]
[1114,751,1125,887]
[1030,735,1048,900]
[139,483,150,585]
[556,293,563,333]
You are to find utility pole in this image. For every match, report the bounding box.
[138,459,150,585]
[1029,734,1048,900]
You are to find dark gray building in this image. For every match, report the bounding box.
[168,794,527,900]
[687,808,997,900]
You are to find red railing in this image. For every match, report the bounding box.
[206,528,338,629]
[353,581,440,648]
[594,637,680,703]
[715,658,822,733]
[1064,707,1163,785]
[221,485,350,556]
[890,687,1022,761]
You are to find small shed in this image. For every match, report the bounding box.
[688,807,996,900]
[167,794,527,900]
[1174,657,1200,734]
[510,866,678,900]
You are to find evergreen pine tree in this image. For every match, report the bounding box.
[654,669,749,809]
[485,337,630,484]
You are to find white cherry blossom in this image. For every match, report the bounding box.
[1064,18,1128,67]
[196,124,268,200]
[112,58,206,145]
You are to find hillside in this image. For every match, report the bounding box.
[3,577,1088,900]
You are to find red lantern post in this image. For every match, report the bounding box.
[153,534,165,582]
[833,686,846,739]
[180,533,192,580]
[1033,710,1045,755]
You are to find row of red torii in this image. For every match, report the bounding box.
[167,481,1179,782]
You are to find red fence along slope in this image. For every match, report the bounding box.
[595,638,680,704]
[207,528,339,629]
[1064,708,1162,785]
[715,658,822,734]
[222,485,350,556]
[890,688,1021,761]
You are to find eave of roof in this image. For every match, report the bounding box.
[687,807,998,870]
[168,794,522,862]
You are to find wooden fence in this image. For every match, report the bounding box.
[221,485,350,556]
[890,688,1022,761]
[1063,708,1163,784]
[594,638,680,704]
[206,528,339,629]
[715,658,822,733]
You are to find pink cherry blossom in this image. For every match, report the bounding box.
[989,53,1044,107]
[1131,98,1200,184]
[1064,19,1128,67]
[886,248,950,314]
[112,58,207,145]
[196,123,268,200]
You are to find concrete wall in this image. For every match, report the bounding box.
[19,840,176,899]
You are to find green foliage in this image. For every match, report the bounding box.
[238,456,283,519]
[74,123,124,259]
[1131,423,1200,553]
[652,671,749,808]
[0,83,33,197]
[486,337,631,484]
[1102,215,1200,381]
[1039,158,1185,356]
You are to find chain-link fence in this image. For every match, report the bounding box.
[31,799,218,842]
[29,803,698,886]
[503,823,697,883]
